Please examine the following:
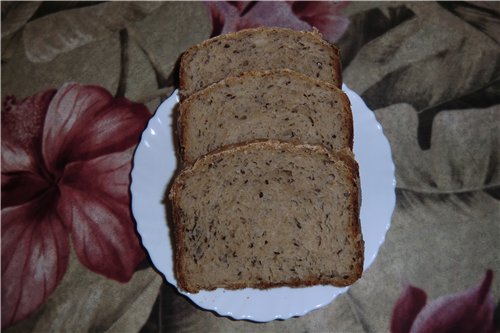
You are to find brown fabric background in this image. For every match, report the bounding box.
[2,2,499,332]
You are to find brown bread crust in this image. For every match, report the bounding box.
[179,27,342,99]
[169,140,363,293]
[177,69,353,165]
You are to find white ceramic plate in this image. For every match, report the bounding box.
[131,85,395,322]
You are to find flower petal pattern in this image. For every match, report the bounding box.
[57,152,144,282]
[410,270,495,333]
[42,83,150,174]
[207,1,309,36]
[390,270,496,333]
[1,167,49,208]
[207,1,349,42]
[1,140,38,177]
[2,90,57,208]
[2,90,56,168]
[291,1,350,42]
[1,83,151,327]
[391,285,427,333]
[1,197,69,328]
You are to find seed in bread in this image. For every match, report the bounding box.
[178,69,353,164]
[179,27,342,98]
[169,140,363,293]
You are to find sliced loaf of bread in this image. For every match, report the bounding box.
[178,69,353,164]
[179,27,342,97]
[169,140,363,293]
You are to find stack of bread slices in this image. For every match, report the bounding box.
[169,27,363,293]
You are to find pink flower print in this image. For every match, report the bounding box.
[1,83,150,327]
[207,1,350,43]
[290,1,350,42]
[390,270,497,333]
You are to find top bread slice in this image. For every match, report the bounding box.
[169,140,363,293]
[178,69,353,164]
[179,27,342,98]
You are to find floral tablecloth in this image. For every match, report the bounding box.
[2,2,499,332]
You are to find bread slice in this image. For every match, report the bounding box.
[179,27,342,98]
[178,69,353,164]
[169,140,363,293]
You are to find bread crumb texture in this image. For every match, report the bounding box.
[180,27,341,97]
[170,141,363,293]
[179,69,352,164]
